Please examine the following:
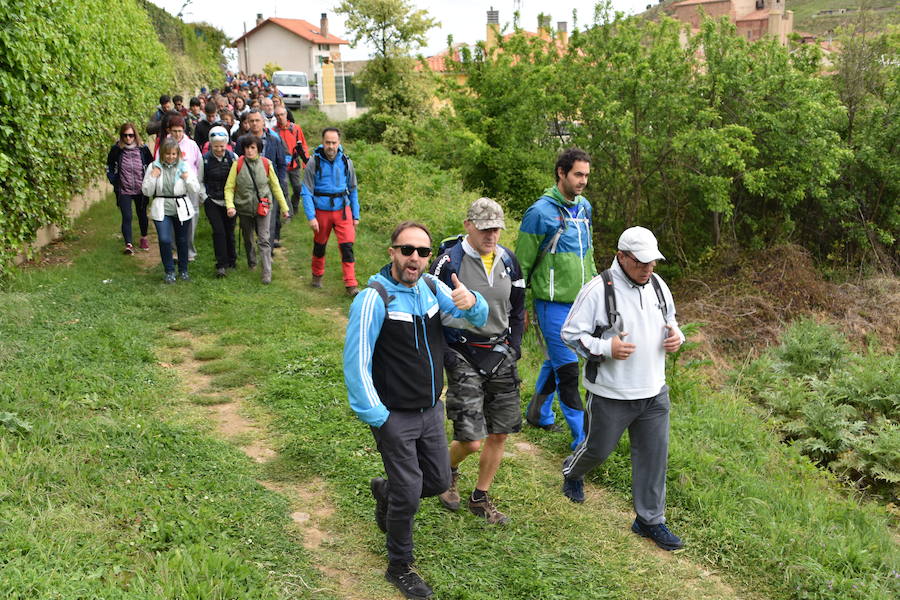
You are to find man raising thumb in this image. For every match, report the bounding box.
[450,272,476,310]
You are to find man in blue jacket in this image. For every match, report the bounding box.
[302,127,360,296]
[344,221,487,600]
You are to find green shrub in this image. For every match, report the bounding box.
[774,318,848,377]
[737,319,900,498]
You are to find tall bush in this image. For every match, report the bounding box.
[0,0,174,274]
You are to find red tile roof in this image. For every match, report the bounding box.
[233,17,349,46]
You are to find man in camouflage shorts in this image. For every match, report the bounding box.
[429,198,526,524]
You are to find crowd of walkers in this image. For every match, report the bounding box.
[106,76,360,287]
[108,82,688,600]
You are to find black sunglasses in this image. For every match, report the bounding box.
[392,245,432,258]
[122,133,135,138]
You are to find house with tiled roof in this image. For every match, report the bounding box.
[670,0,794,44]
[232,13,349,76]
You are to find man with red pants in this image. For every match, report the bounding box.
[301,127,360,297]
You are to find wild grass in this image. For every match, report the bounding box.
[1,142,897,599]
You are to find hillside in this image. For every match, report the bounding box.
[642,0,899,36]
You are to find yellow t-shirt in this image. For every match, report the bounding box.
[481,252,495,276]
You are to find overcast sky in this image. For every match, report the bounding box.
[149,0,651,63]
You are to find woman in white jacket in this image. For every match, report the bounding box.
[142,138,200,283]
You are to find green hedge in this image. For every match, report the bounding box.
[0,0,226,276]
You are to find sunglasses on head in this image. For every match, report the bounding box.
[392,245,432,258]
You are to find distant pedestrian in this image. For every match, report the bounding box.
[158,116,203,262]
[224,134,289,284]
[193,101,222,149]
[302,127,360,296]
[106,123,153,254]
[273,106,308,217]
[141,138,199,283]
[199,127,238,277]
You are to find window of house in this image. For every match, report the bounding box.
[318,44,330,51]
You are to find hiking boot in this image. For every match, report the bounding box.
[438,469,460,512]
[215,267,227,278]
[631,519,685,552]
[346,285,360,298]
[123,243,134,255]
[311,274,323,288]
[370,477,388,533]
[468,492,509,525]
[261,275,272,285]
[562,476,584,503]
[272,239,281,248]
[385,564,433,600]
[139,236,149,250]
[164,272,176,284]
[179,272,190,282]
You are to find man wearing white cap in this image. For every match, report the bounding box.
[559,226,686,552]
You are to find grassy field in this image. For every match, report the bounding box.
[1,143,898,599]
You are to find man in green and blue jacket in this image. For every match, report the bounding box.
[515,148,597,449]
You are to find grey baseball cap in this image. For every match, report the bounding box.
[466,197,505,230]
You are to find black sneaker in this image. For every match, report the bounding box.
[385,565,433,600]
[631,519,685,551]
[562,476,584,503]
[370,477,388,533]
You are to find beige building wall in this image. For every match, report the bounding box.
[237,23,314,75]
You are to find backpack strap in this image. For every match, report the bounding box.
[235,155,245,174]
[261,157,271,176]
[600,269,619,335]
[649,273,667,319]
[368,281,394,311]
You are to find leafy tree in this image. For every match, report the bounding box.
[824,21,900,272]
[0,0,173,274]
[262,61,282,80]
[422,28,562,214]
[337,0,438,152]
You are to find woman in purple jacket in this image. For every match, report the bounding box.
[106,123,153,254]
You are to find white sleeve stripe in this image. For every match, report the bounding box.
[358,291,381,408]
[565,275,606,328]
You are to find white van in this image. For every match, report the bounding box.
[272,71,312,108]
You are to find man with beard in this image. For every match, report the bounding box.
[344,221,487,600]
[516,148,596,450]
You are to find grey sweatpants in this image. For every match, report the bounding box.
[562,386,670,525]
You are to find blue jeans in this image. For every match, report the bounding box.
[117,193,148,245]
[153,215,189,275]
[530,299,585,449]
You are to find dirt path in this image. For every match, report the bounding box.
[157,329,395,600]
